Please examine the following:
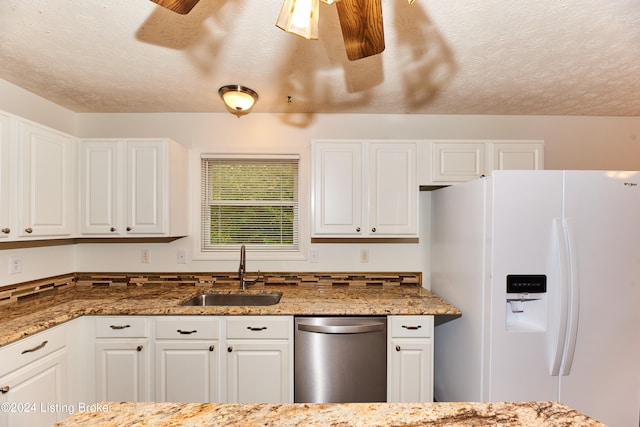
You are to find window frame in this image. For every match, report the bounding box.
[194,153,307,261]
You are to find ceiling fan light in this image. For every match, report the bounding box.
[276,0,320,40]
[218,85,259,118]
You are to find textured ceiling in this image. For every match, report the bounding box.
[1,0,640,115]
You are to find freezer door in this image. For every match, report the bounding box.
[488,170,564,401]
[559,171,640,427]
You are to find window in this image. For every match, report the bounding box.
[201,155,300,252]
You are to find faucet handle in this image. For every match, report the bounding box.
[244,270,262,286]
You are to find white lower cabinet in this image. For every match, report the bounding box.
[387,315,434,402]
[94,317,151,402]
[0,324,68,427]
[0,313,435,413]
[154,317,220,403]
[225,316,293,403]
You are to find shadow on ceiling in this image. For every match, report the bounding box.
[278,1,456,127]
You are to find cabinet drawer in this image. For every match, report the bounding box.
[156,316,220,340]
[389,316,433,338]
[0,324,66,377]
[95,316,149,338]
[226,316,291,340]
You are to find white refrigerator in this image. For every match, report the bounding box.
[431,170,640,427]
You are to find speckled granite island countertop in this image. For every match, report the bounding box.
[0,278,460,347]
[53,401,605,426]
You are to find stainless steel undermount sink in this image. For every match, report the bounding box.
[180,292,282,307]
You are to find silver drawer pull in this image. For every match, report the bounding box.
[21,340,48,354]
[110,324,131,330]
[0,386,9,394]
[247,326,267,331]
[401,325,422,330]
[177,329,197,335]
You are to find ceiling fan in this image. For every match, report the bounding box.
[149,0,386,61]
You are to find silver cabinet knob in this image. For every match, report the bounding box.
[209,345,215,352]
[227,346,233,352]
[136,345,143,352]
[110,227,116,232]
[356,227,361,232]
[25,227,33,234]
[1,228,9,234]
[371,227,377,233]
[395,345,401,352]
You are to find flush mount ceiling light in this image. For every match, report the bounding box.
[218,85,259,118]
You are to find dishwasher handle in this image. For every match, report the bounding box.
[297,322,385,334]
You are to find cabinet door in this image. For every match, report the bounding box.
[431,142,486,183]
[79,141,121,235]
[0,349,67,427]
[368,143,417,235]
[18,121,75,237]
[226,340,291,403]
[312,142,363,236]
[0,113,11,239]
[125,140,166,235]
[388,338,432,402]
[155,341,219,403]
[491,142,544,171]
[95,339,150,402]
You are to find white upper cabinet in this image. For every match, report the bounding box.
[491,142,544,171]
[312,141,363,236]
[419,140,544,187]
[368,143,418,235]
[79,140,120,235]
[80,138,188,237]
[17,120,76,238]
[312,140,418,238]
[430,142,486,184]
[0,113,11,239]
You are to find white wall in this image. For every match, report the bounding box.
[0,79,76,134]
[73,113,433,277]
[3,77,640,287]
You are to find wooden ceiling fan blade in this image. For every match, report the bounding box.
[336,0,385,61]
[149,0,200,15]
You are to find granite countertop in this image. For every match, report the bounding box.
[53,401,605,426]
[0,282,460,347]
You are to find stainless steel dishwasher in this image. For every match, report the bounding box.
[294,316,387,403]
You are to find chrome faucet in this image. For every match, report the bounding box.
[239,244,246,285]
[238,244,260,289]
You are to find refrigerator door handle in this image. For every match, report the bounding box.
[560,218,580,376]
[551,218,569,376]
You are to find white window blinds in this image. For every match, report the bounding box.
[201,156,300,251]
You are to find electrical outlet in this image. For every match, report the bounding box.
[141,249,150,264]
[360,249,369,263]
[309,249,319,263]
[177,249,187,264]
[9,256,23,274]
